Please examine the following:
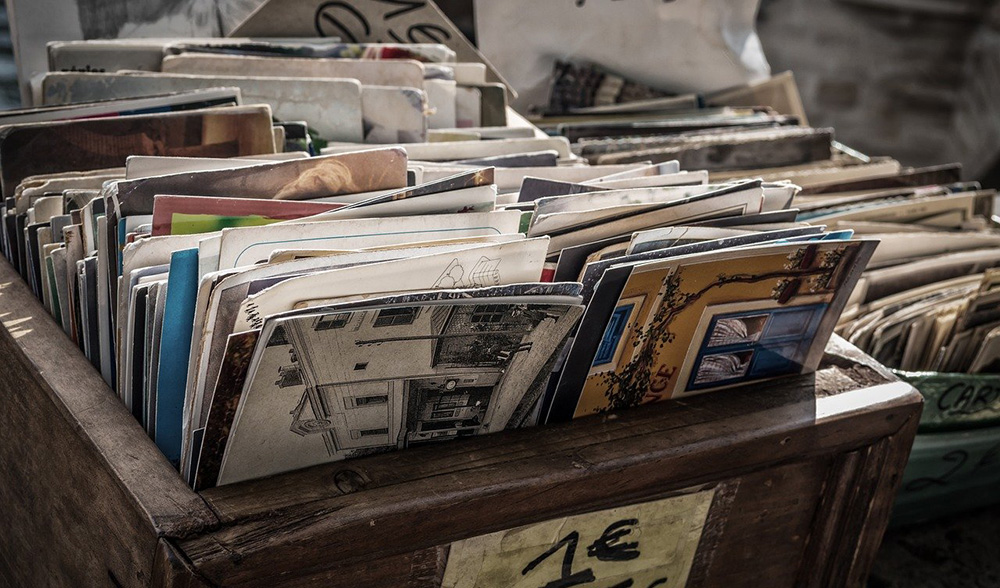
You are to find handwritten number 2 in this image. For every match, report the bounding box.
[521,531,596,588]
[905,450,968,492]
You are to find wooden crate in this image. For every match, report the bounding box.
[0,257,922,587]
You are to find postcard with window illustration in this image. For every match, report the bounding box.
[553,239,877,420]
[216,299,584,485]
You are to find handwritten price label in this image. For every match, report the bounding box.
[231,0,510,89]
[442,488,715,588]
[312,0,451,44]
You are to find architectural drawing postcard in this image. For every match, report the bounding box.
[217,300,584,485]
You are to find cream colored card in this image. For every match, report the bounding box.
[442,487,716,588]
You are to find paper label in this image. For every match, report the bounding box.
[230,0,509,88]
[442,488,715,588]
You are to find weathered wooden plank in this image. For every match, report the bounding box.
[796,404,921,588]
[842,413,922,586]
[0,260,218,587]
[689,461,831,587]
[150,539,213,588]
[209,548,449,588]
[183,364,920,585]
[199,340,911,521]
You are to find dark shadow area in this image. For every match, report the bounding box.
[870,504,1000,588]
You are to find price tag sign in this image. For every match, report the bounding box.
[230,0,510,89]
[442,488,715,588]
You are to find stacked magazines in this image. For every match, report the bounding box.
[3,40,901,490]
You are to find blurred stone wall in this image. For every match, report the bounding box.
[757,0,998,181]
[0,6,20,109]
[951,6,1000,184]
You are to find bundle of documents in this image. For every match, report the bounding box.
[831,184,1000,373]
[40,37,509,146]
[3,39,890,489]
[530,64,1000,375]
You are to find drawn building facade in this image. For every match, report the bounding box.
[271,303,561,458]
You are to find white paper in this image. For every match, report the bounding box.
[475,0,770,111]
[233,238,548,332]
[216,210,522,269]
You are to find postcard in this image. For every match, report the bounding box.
[583,171,709,191]
[455,86,481,128]
[154,248,200,466]
[361,86,428,144]
[0,87,242,126]
[796,163,963,196]
[577,229,841,303]
[151,195,342,236]
[300,185,496,222]
[324,136,573,162]
[548,240,877,421]
[330,167,494,213]
[125,153,309,180]
[193,282,582,488]
[425,79,457,129]
[187,237,529,444]
[117,264,170,397]
[530,180,763,231]
[806,190,994,229]
[215,210,521,270]
[540,184,766,253]
[141,281,163,429]
[161,53,426,88]
[15,172,122,216]
[192,330,261,489]
[216,298,583,485]
[114,149,408,218]
[42,72,365,142]
[0,105,276,201]
[592,127,834,169]
[231,237,548,332]
[627,225,824,255]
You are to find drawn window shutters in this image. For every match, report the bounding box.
[593,303,635,367]
[275,364,303,389]
[433,305,536,368]
[373,307,419,328]
[314,312,351,331]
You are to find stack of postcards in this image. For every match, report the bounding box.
[9,36,974,493]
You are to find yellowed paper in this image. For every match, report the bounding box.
[442,488,715,588]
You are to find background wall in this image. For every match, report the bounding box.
[453,0,1000,185]
[0,6,20,109]
[757,0,1000,183]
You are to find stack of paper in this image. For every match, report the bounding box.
[526,62,1000,377]
[41,38,509,145]
[2,41,884,490]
